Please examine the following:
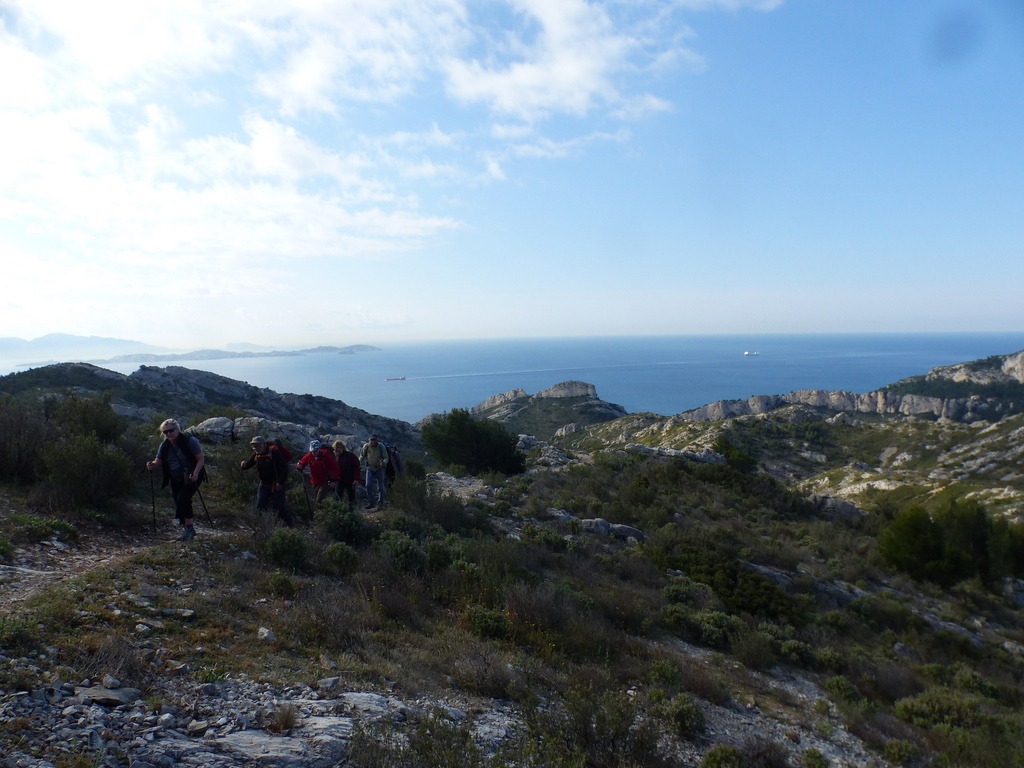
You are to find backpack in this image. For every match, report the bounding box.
[267,439,292,476]
[385,445,397,484]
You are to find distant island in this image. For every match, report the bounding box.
[97,345,381,364]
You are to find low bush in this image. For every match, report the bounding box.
[39,434,135,511]
[733,631,778,670]
[264,529,310,571]
[701,744,743,768]
[465,606,512,641]
[824,676,862,704]
[894,687,998,730]
[321,542,359,576]
[881,739,920,766]
[375,530,428,574]
[740,736,793,768]
[319,502,373,546]
[658,694,706,740]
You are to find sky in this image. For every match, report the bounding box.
[2,0,1023,350]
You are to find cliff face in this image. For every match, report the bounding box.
[674,350,1024,424]
[925,350,1024,385]
[470,380,627,442]
[673,389,979,423]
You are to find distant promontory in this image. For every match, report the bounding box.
[98,344,381,364]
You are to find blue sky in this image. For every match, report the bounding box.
[2,0,1022,349]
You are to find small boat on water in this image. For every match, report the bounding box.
[744,351,760,356]
[385,376,406,381]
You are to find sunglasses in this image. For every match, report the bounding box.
[162,428,177,435]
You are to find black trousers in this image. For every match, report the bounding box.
[335,482,356,511]
[169,476,199,523]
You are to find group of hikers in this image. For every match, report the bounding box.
[146,418,406,540]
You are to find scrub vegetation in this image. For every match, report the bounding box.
[1,380,1024,768]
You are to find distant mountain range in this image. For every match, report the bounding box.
[0,333,170,364]
[0,334,379,369]
[103,345,380,363]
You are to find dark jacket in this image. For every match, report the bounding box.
[157,433,207,488]
[335,449,361,485]
[242,446,289,485]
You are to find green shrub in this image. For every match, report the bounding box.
[686,610,746,649]
[39,434,135,511]
[662,577,714,606]
[824,676,861,704]
[558,686,663,768]
[0,396,51,482]
[322,542,359,576]
[733,631,778,670]
[465,606,511,641]
[46,391,125,443]
[375,530,428,574]
[264,529,309,571]
[319,502,372,546]
[350,710,485,768]
[388,477,488,536]
[815,647,844,672]
[4,513,78,545]
[265,569,301,597]
[894,687,997,729]
[659,695,706,740]
[421,409,526,476]
[802,748,828,768]
[702,744,743,768]
[879,498,1015,586]
[778,639,815,667]
[741,737,793,768]
[881,740,920,766]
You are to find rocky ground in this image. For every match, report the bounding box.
[1,504,892,768]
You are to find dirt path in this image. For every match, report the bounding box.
[0,519,190,615]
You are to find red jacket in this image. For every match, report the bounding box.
[296,448,340,485]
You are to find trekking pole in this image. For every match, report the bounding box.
[195,483,214,528]
[300,472,314,520]
[148,468,156,530]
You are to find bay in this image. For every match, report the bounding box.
[94,333,1024,424]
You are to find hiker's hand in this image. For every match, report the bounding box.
[146,461,154,471]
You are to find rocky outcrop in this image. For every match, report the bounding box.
[470,388,528,413]
[470,381,628,442]
[673,388,997,423]
[131,366,420,447]
[927,350,1024,385]
[534,381,597,399]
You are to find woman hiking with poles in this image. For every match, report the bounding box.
[146,419,207,541]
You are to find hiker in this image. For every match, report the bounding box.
[146,419,206,541]
[296,439,340,507]
[360,434,388,509]
[332,440,362,511]
[240,435,294,526]
[385,443,406,488]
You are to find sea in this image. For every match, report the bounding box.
[82,333,1024,424]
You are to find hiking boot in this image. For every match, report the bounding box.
[176,527,196,541]
[365,504,375,510]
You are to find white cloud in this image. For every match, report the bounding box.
[444,0,629,121]
[510,129,631,159]
[0,0,787,343]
